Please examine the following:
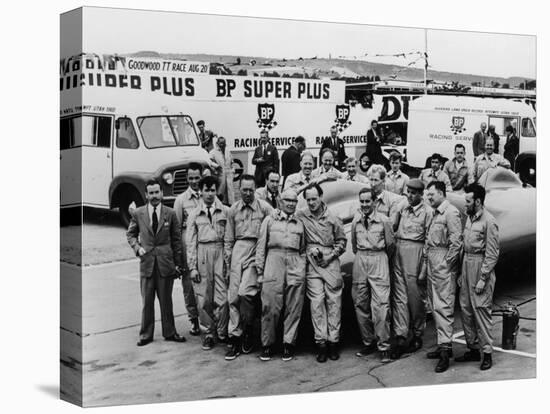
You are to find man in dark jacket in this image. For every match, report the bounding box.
[252,130,279,188]
[319,126,347,171]
[366,120,385,166]
[487,125,500,154]
[281,136,306,187]
[197,120,216,153]
[503,125,519,166]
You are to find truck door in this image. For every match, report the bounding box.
[519,117,536,153]
[60,116,81,207]
[80,114,113,207]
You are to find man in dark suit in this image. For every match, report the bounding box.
[472,122,488,157]
[281,135,306,187]
[252,129,279,188]
[366,120,385,166]
[487,125,500,154]
[319,126,347,171]
[127,179,187,346]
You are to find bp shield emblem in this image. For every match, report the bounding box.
[450,116,466,134]
[334,104,352,133]
[256,103,277,131]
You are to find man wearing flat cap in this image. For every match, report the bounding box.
[390,178,433,359]
[419,153,452,193]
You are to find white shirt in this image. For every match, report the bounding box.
[147,203,162,227]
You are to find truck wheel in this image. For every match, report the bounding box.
[519,160,536,187]
[119,188,144,227]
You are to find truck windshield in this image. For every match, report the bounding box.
[137,115,199,148]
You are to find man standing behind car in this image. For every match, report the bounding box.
[127,179,187,347]
[281,136,306,187]
[173,163,203,337]
[455,183,499,371]
[186,176,230,351]
[252,129,279,188]
[297,184,347,363]
[319,126,347,171]
[443,144,471,192]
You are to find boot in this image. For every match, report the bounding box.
[316,343,328,363]
[435,349,450,373]
[328,342,340,361]
[189,318,200,336]
[224,337,241,361]
[282,343,295,361]
[427,347,453,359]
[455,349,481,362]
[390,336,407,360]
[480,353,492,370]
[405,336,423,354]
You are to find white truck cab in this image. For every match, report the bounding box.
[60,64,213,225]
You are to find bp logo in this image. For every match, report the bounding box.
[334,104,352,133]
[450,116,466,134]
[256,103,278,131]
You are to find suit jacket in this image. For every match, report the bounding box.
[281,145,302,185]
[319,137,347,170]
[366,129,384,164]
[127,204,183,278]
[252,143,279,186]
[472,130,487,157]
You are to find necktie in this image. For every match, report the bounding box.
[152,206,158,233]
[207,207,213,224]
[271,193,277,208]
[263,145,266,158]
[305,176,310,183]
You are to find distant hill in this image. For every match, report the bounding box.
[130,52,534,88]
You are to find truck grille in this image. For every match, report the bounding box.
[172,169,189,195]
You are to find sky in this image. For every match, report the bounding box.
[72,7,536,79]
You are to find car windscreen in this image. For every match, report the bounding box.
[137,115,199,148]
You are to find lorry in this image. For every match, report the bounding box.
[344,92,536,184]
[405,95,536,184]
[60,53,215,226]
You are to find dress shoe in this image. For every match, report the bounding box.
[480,353,492,370]
[282,343,295,361]
[202,336,214,351]
[189,318,200,336]
[380,351,392,363]
[435,349,450,373]
[165,333,186,343]
[355,343,377,357]
[455,349,481,362]
[136,338,153,347]
[427,347,453,359]
[224,338,241,361]
[316,343,328,363]
[242,332,254,354]
[405,336,423,354]
[259,346,272,361]
[328,342,340,361]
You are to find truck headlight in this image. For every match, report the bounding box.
[162,172,174,185]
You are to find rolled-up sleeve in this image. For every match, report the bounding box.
[331,216,347,258]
